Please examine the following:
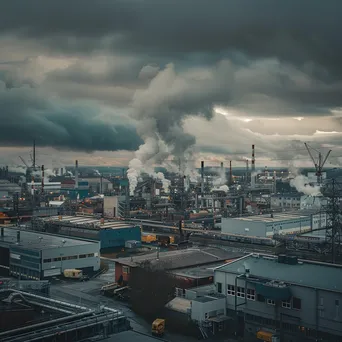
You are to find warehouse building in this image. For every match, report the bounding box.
[0,227,100,279]
[33,215,141,250]
[214,254,342,342]
[220,213,311,238]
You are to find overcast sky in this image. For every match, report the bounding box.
[1,0,342,169]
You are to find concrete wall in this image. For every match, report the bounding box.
[103,196,118,217]
[41,242,100,276]
[191,297,226,322]
[220,218,266,237]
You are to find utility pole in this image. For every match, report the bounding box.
[322,179,342,263]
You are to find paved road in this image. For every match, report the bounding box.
[49,264,199,342]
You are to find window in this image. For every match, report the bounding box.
[319,309,325,318]
[217,282,222,294]
[79,254,87,259]
[292,297,301,310]
[319,297,324,306]
[246,288,255,300]
[282,300,291,309]
[123,266,130,274]
[87,253,94,258]
[43,258,51,263]
[227,285,235,296]
[267,299,275,305]
[237,286,245,298]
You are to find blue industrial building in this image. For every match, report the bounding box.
[33,215,141,251]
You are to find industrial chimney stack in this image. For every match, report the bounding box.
[229,160,233,185]
[201,161,204,207]
[251,144,255,172]
[75,160,79,189]
[41,165,44,195]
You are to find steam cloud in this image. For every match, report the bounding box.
[127,62,233,195]
[290,174,321,196]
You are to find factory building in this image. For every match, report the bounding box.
[0,227,100,279]
[270,193,301,209]
[220,213,311,238]
[33,215,141,250]
[214,254,342,342]
[0,180,21,197]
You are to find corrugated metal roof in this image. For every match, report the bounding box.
[216,254,342,292]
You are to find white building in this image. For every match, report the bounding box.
[270,193,301,209]
[214,254,342,342]
[103,196,119,217]
[220,213,311,238]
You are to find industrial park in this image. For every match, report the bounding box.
[1,140,342,342]
[2,2,342,341]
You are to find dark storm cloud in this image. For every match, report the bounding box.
[0,80,143,151]
[1,0,342,76]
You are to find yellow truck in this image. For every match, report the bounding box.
[63,269,83,279]
[151,318,165,337]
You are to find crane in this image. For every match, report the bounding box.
[19,156,29,169]
[304,143,331,185]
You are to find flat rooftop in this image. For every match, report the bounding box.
[41,215,137,230]
[0,227,97,250]
[171,261,231,279]
[224,213,309,223]
[216,254,342,292]
[113,248,243,270]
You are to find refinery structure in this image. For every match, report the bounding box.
[2,139,342,342]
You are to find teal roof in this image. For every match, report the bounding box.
[215,254,342,292]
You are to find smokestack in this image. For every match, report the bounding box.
[100,174,103,194]
[5,166,8,178]
[75,160,79,189]
[246,160,249,183]
[229,161,233,185]
[41,165,44,195]
[251,144,255,172]
[31,176,35,195]
[60,167,63,176]
[17,231,20,242]
[273,170,277,193]
[201,161,204,208]
[33,139,36,170]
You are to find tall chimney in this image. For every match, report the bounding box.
[273,170,277,193]
[41,165,44,195]
[31,176,35,195]
[220,162,224,181]
[201,161,204,207]
[251,144,255,172]
[60,167,63,176]
[75,160,79,189]
[246,160,249,183]
[100,174,103,194]
[33,139,36,170]
[229,160,233,185]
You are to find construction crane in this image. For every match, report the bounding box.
[304,143,331,185]
[19,156,29,169]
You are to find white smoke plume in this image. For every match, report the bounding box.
[219,185,229,193]
[127,62,233,194]
[290,174,321,196]
[94,169,101,176]
[7,166,26,174]
[155,172,171,193]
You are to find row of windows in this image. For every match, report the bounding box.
[225,284,256,300]
[43,253,95,263]
[219,283,302,310]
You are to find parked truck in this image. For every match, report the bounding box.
[151,318,165,337]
